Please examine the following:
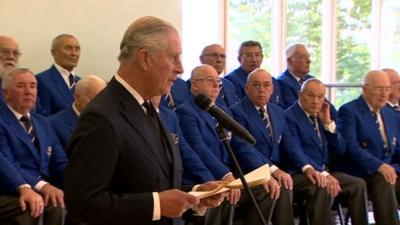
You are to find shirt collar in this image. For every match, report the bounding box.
[6,104,30,120]
[114,74,146,109]
[297,101,316,118]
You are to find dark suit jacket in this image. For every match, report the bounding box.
[64,77,183,225]
[225,66,283,107]
[175,96,231,180]
[160,77,190,110]
[159,105,215,185]
[0,104,67,195]
[230,97,291,173]
[47,107,78,149]
[36,65,80,116]
[335,96,400,178]
[284,102,345,174]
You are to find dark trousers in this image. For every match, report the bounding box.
[0,195,64,225]
[0,195,36,225]
[193,200,233,225]
[331,172,368,225]
[237,186,275,225]
[271,187,295,225]
[293,174,332,225]
[366,173,400,225]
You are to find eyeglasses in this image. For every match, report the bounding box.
[249,82,272,89]
[193,76,221,85]
[372,86,391,93]
[241,53,263,59]
[0,48,22,57]
[293,55,310,61]
[203,53,226,59]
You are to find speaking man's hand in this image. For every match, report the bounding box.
[159,189,199,218]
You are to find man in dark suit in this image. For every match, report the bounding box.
[224,40,283,107]
[384,68,400,115]
[230,68,295,225]
[336,70,400,225]
[0,36,21,102]
[64,16,224,225]
[284,79,368,225]
[199,43,239,107]
[176,64,280,225]
[0,68,67,225]
[36,34,81,116]
[48,74,106,149]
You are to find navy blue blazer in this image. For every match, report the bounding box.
[335,96,400,178]
[224,66,283,107]
[160,77,190,110]
[159,105,215,185]
[175,96,231,180]
[47,107,78,149]
[230,96,292,173]
[0,104,67,194]
[36,65,80,116]
[277,69,338,119]
[284,102,345,174]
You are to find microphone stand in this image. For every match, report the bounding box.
[216,124,268,225]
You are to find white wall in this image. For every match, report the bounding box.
[0,0,182,81]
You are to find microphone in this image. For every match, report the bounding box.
[194,93,256,145]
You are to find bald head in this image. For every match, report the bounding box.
[383,68,400,104]
[362,70,391,112]
[0,36,20,77]
[74,74,107,112]
[199,44,226,74]
[190,64,220,102]
[245,69,274,107]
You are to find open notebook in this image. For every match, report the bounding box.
[189,164,270,199]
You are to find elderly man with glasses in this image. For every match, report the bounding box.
[0,36,21,103]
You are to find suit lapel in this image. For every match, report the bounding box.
[109,79,172,177]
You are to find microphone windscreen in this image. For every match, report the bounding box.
[194,93,212,110]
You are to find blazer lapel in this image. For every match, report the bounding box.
[358,98,385,147]
[294,103,323,151]
[381,108,395,154]
[1,106,40,163]
[244,99,270,144]
[50,66,73,103]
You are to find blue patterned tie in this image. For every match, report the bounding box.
[259,108,273,141]
[20,116,39,149]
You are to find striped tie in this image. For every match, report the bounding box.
[20,116,38,149]
[309,115,318,134]
[259,108,273,141]
[69,74,76,90]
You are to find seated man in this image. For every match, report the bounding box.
[230,68,295,225]
[0,68,67,225]
[277,43,337,119]
[199,43,239,107]
[224,40,282,107]
[284,79,368,225]
[176,64,280,225]
[36,34,81,116]
[0,36,21,102]
[48,74,106,149]
[336,70,400,225]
